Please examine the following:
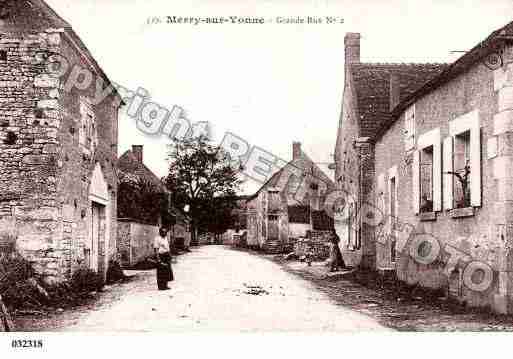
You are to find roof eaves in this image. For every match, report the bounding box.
[374,21,513,141]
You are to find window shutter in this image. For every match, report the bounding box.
[377,173,385,194]
[377,173,386,222]
[404,106,416,151]
[443,136,454,210]
[433,139,442,211]
[412,150,420,214]
[470,127,482,207]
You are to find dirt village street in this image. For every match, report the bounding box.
[12,245,513,332]
[17,246,388,332]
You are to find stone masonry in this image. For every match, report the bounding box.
[0,1,122,284]
[339,22,513,314]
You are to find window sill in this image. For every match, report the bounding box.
[449,207,475,219]
[419,211,437,221]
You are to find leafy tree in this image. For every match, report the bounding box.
[118,174,169,226]
[164,136,242,245]
[202,196,239,242]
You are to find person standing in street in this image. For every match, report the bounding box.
[329,230,347,272]
[154,227,174,290]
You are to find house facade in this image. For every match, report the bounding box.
[335,33,447,270]
[246,142,335,253]
[337,22,513,313]
[0,0,122,283]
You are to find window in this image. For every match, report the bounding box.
[287,174,301,196]
[347,201,354,249]
[4,131,17,145]
[453,131,471,208]
[376,173,386,225]
[386,166,398,265]
[0,50,7,61]
[389,176,397,263]
[354,204,361,250]
[444,110,481,210]
[79,99,97,155]
[413,128,441,214]
[404,104,415,150]
[420,146,434,213]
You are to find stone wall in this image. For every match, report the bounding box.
[0,3,120,283]
[246,197,263,247]
[334,61,368,267]
[373,44,513,312]
[489,45,513,313]
[122,220,158,267]
[0,30,64,283]
[56,34,119,280]
[117,220,131,265]
[117,220,159,267]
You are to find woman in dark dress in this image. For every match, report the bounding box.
[330,230,347,272]
[154,228,174,290]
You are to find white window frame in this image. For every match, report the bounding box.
[445,110,481,209]
[404,104,416,151]
[413,128,442,214]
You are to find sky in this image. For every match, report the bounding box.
[46,0,513,194]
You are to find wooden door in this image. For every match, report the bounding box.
[268,215,279,240]
[91,203,101,272]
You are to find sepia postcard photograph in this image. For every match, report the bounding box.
[1,0,513,357]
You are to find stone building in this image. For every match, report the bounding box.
[245,142,335,253]
[334,33,447,270]
[336,21,513,313]
[0,0,123,283]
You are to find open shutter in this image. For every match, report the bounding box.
[377,174,385,199]
[412,150,420,214]
[443,136,454,210]
[470,126,482,207]
[433,137,442,212]
[377,173,386,224]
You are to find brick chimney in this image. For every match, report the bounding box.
[132,145,143,163]
[293,142,302,160]
[389,73,401,111]
[344,33,361,69]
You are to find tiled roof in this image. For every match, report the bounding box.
[118,150,167,193]
[376,20,513,139]
[351,63,447,139]
[311,210,334,231]
[246,150,335,202]
[288,205,310,224]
